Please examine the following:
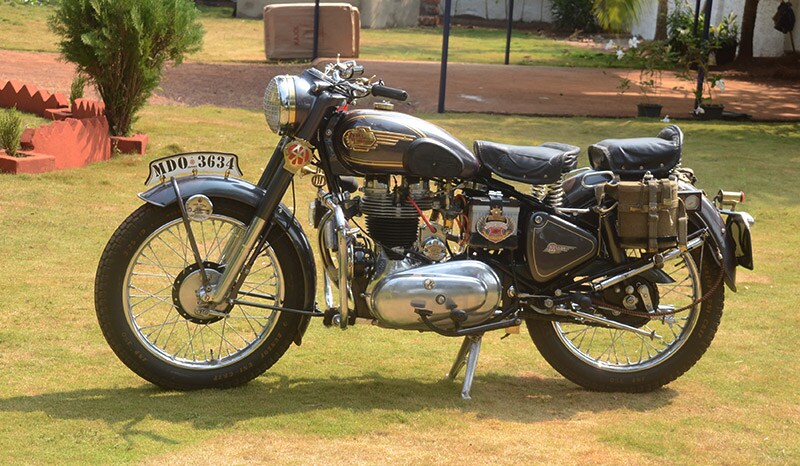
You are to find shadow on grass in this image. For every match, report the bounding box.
[0,371,676,441]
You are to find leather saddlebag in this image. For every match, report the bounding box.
[609,175,687,252]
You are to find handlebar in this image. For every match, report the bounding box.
[371,84,408,102]
[318,60,408,102]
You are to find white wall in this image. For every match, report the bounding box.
[439,0,553,23]
[440,0,798,57]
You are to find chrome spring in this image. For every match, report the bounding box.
[531,177,565,208]
[545,179,565,208]
[530,184,549,202]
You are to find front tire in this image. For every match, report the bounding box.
[95,198,306,390]
[527,251,724,392]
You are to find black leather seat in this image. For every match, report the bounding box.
[589,125,683,179]
[473,141,580,184]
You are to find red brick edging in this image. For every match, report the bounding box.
[0,80,68,118]
[0,150,56,174]
[1,80,147,174]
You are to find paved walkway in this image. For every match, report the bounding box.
[2,50,798,121]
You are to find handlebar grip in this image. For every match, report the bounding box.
[372,85,408,102]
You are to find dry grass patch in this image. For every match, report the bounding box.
[0,105,798,463]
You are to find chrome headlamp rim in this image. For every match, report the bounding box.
[264,75,297,134]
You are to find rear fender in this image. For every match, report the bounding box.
[139,175,316,344]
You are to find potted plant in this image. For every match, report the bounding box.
[616,39,673,118]
[710,12,739,66]
[668,2,739,67]
[667,0,700,57]
[676,46,727,119]
[695,73,726,119]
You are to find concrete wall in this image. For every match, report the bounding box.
[695,0,795,57]
[236,0,420,28]
[438,0,553,22]
[360,0,421,28]
[440,0,799,57]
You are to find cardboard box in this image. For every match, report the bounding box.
[264,3,360,59]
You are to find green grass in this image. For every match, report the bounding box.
[0,2,622,67]
[0,1,58,53]
[0,103,798,463]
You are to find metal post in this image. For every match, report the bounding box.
[504,0,514,65]
[438,0,453,114]
[692,0,702,36]
[312,0,321,61]
[694,0,714,109]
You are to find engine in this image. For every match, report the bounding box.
[318,175,521,331]
[361,175,432,251]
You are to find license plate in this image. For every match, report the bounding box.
[144,152,243,186]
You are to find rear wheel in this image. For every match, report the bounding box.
[527,251,724,392]
[95,199,306,390]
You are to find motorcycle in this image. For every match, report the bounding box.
[95,60,754,399]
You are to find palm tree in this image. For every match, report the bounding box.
[593,0,643,32]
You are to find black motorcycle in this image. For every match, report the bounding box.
[95,60,754,399]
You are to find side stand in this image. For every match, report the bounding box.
[445,334,483,400]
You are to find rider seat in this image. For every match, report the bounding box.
[588,125,683,180]
[473,141,580,184]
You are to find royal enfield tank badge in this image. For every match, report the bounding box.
[283,140,313,173]
[343,126,415,153]
[477,206,515,243]
[343,127,379,152]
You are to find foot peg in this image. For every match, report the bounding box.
[445,334,483,400]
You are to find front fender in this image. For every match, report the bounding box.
[139,175,316,344]
[690,196,737,292]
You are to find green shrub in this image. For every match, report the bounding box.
[551,0,599,32]
[668,1,739,55]
[668,0,703,54]
[712,12,740,48]
[0,108,24,157]
[69,73,87,105]
[48,0,204,136]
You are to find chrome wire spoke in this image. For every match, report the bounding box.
[554,251,702,372]
[123,215,284,370]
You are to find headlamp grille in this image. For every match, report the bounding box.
[263,77,282,134]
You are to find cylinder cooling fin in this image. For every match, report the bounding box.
[361,176,431,249]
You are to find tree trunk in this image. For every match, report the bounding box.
[655,0,669,40]
[738,0,759,60]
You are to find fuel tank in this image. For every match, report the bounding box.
[332,110,480,178]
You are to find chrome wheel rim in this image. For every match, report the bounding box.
[123,215,283,370]
[553,252,701,372]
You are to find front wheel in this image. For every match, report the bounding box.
[527,251,724,392]
[95,198,307,390]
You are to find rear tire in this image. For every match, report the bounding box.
[95,199,306,390]
[527,252,724,392]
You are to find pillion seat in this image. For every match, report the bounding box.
[473,141,580,184]
[588,125,683,179]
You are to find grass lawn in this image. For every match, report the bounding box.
[0,102,798,463]
[0,3,621,67]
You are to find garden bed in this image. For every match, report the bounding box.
[0,80,146,174]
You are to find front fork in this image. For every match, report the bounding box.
[198,137,296,305]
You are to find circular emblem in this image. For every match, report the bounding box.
[185,195,213,222]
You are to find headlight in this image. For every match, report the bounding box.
[263,75,297,134]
